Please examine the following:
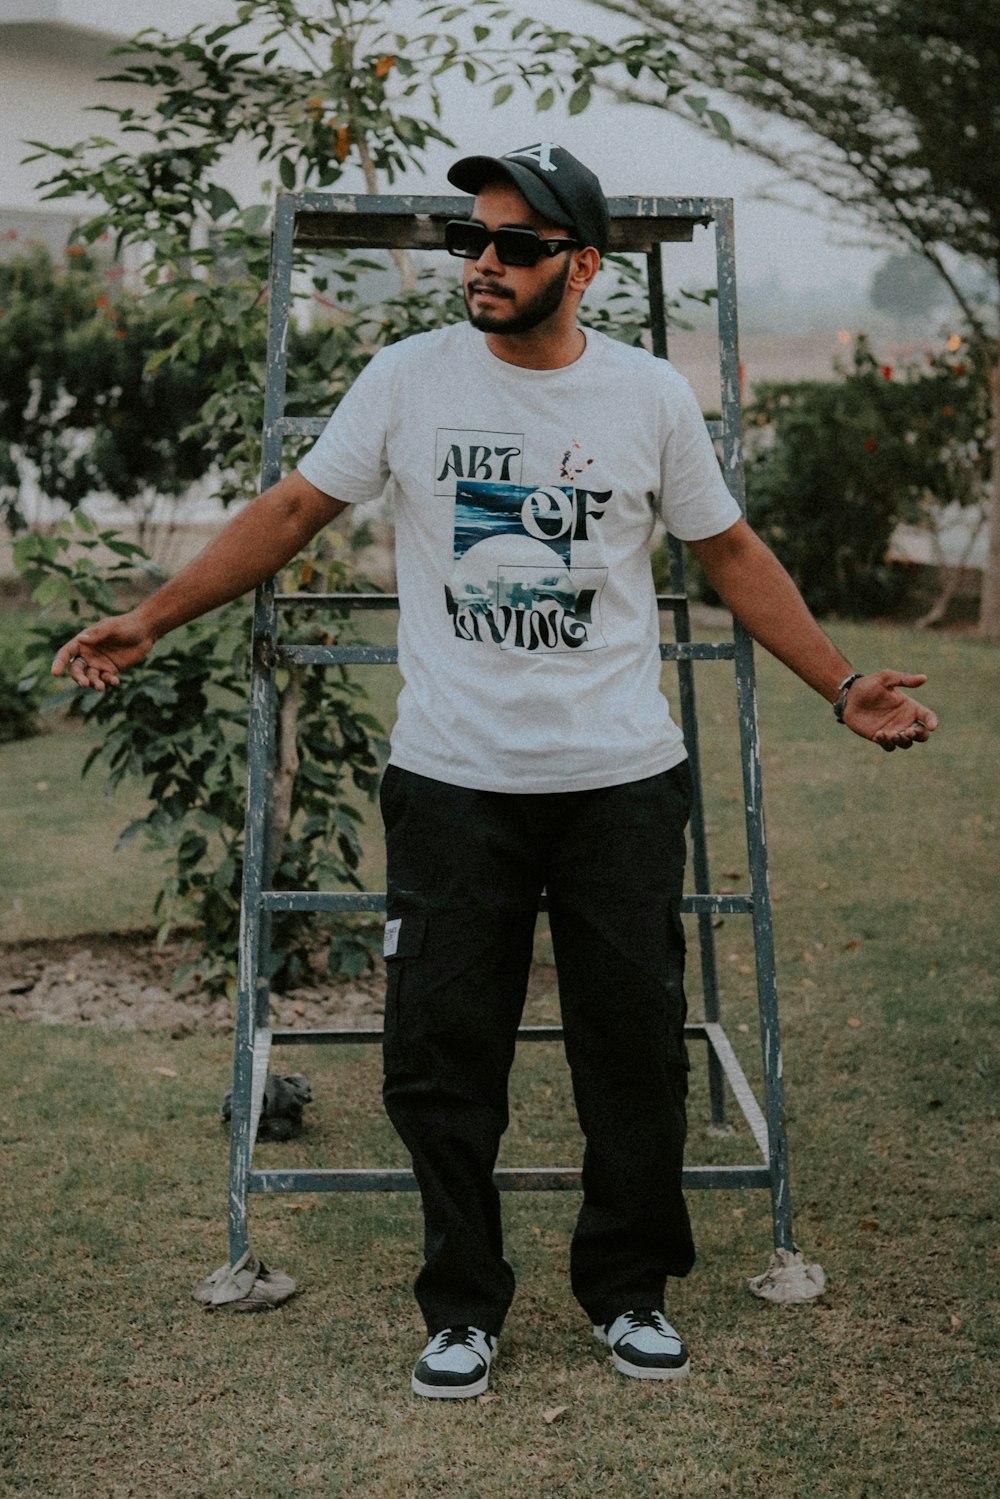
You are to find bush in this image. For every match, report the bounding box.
[15,515,388,992]
[0,642,43,742]
[743,336,989,618]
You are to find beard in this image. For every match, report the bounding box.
[464,258,573,335]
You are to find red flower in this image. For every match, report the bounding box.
[864,438,877,451]
[880,365,894,379]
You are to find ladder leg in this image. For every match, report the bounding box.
[667,537,728,1129]
[734,622,794,1251]
[647,245,727,1127]
[228,594,280,1265]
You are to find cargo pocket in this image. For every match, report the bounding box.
[382,911,429,1075]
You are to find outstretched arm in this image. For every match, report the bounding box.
[52,470,346,692]
[687,519,939,752]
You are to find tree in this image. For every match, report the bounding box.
[870,252,948,326]
[585,0,1000,637]
[0,244,221,539]
[23,0,726,504]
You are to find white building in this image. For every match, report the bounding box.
[0,0,269,257]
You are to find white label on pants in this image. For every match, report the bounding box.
[383,917,402,958]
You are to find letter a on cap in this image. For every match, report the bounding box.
[506,143,558,172]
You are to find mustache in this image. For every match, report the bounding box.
[467,279,515,300]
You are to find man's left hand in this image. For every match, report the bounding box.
[843,671,939,752]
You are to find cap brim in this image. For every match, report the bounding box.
[447,155,573,233]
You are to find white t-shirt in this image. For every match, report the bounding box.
[298,320,741,793]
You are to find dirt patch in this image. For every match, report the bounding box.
[0,931,387,1036]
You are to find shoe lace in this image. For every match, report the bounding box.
[437,1325,483,1351]
[621,1310,667,1334]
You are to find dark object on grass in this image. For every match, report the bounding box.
[221,1072,313,1141]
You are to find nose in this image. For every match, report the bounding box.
[472,234,504,275]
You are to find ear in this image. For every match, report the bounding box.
[568,245,601,295]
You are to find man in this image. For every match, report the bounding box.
[53,143,937,1399]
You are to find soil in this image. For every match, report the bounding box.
[0,932,387,1036]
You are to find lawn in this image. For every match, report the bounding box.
[0,613,997,1497]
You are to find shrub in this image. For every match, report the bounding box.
[742,337,989,618]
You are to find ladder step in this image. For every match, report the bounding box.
[247,1164,771,1193]
[272,416,328,436]
[270,1024,567,1046]
[273,640,735,665]
[258,890,752,914]
[273,591,689,612]
[275,591,401,609]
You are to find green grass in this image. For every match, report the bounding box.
[0,615,997,1495]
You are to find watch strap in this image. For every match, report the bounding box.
[833,672,863,724]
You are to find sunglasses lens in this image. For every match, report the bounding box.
[445,221,488,258]
[493,229,543,267]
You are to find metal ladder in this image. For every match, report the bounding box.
[225,191,794,1270]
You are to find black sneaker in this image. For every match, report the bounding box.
[411,1325,497,1399]
[594,1309,690,1380]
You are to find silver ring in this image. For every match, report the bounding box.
[70,654,85,666]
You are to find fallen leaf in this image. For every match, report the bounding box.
[817,880,831,890]
[859,1219,878,1231]
[542,1405,568,1424]
[294,1003,306,1016]
[847,1017,862,1028]
[802,951,815,963]
[950,1314,961,1329]
[477,1390,500,1404]
[153,1066,178,1077]
[842,938,863,951]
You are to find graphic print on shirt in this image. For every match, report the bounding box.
[436,427,610,653]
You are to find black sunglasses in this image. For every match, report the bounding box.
[445,219,580,267]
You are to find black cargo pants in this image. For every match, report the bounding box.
[379,761,696,1337]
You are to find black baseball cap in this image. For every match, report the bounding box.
[447,143,610,257]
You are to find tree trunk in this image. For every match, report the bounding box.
[980,350,1000,640]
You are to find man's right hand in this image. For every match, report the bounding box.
[49,472,346,693]
[51,612,156,692]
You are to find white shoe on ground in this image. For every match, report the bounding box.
[594,1308,690,1380]
[411,1325,497,1399]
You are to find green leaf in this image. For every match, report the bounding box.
[536,86,555,112]
[207,183,239,219]
[278,156,296,190]
[492,82,514,107]
[567,83,591,116]
[32,576,70,608]
[707,109,734,142]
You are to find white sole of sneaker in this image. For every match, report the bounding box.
[608,1349,690,1381]
[411,1369,490,1399]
